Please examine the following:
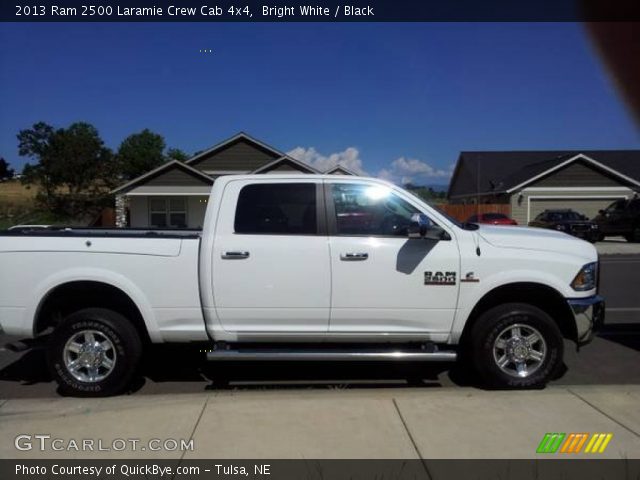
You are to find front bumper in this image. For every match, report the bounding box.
[567,295,605,345]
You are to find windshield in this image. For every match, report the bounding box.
[547,211,583,221]
[403,190,465,228]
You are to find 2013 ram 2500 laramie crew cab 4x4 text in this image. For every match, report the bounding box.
[0,175,604,395]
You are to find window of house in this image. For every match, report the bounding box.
[149,198,187,228]
[331,183,422,236]
[234,183,317,235]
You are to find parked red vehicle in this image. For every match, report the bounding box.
[467,212,518,225]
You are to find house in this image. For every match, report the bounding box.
[111,132,355,228]
[447,150,640,224]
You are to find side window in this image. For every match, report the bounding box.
[149,198,187,228]
[149,199,168,228]
[234,183,317,235]
[330,183,422,236]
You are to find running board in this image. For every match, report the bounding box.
[206,347,457,362]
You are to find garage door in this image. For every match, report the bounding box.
[529,197,624,222]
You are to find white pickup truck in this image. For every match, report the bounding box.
[0,175,604,396]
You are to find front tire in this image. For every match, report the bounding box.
[625,225,640,243]
[47,308,143,397]
[470,303,563,389]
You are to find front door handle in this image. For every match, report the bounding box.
[221,251,250,259]
[340,252,369,261]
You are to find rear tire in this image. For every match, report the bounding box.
[470,303,563,389]
[626,225,640,243]
[47,308,143,397]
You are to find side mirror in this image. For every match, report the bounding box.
[598,210,605,215]
[408,213,432,238]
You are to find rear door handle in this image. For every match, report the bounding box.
[340,252,369,261]
[221,251,250,259]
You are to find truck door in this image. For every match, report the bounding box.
[211,179,330,332]
[326,181,460,334]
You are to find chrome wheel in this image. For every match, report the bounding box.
[492,323,546,378]
[63,330,117,383]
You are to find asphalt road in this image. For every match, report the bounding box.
[1,255,638,398]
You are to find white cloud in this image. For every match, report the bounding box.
[287,146,367,175]
[377,157,452,185]
[288,146,452,186]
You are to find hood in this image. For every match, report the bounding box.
[477,225,597,259]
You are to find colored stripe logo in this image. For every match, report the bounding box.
[537,433,612,454]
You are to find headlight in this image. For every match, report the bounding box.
[571,262,598,291]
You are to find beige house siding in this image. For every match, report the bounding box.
[263,163,309,173]
[510,188,634,225]
[145,167,211,187]
[129,196,148,227]
[189,141,279,172]
[530,160,630,188]
[187,196,209,228]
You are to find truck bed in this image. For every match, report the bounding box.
[0,227,206,341]
[0,227,201,239]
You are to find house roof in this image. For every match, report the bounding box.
[185,132,285,167]
[447,150,640,198]
[251,155,320,174]
[111,160,213,195]
[325,165,358,175]
[111,132,358,194]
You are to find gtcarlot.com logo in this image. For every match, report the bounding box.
[536,432,613,454]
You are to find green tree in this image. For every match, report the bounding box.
[403,184,447,202]
[116,129,166,180]
[0,157,14,180]
[18,122,56,204]
[166,148,190,162]
[17,121,114,215]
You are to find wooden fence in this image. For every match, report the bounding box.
[433,204,511,222]
[91,207,116,227]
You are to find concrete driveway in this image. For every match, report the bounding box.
[1,385,639,460]
[596,237,640,255]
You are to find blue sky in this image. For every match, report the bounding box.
[1,22,638,184]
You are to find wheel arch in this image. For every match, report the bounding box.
[33,280,154,344]
[457,282,577,348]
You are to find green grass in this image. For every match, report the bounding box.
[0,180,84,230]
